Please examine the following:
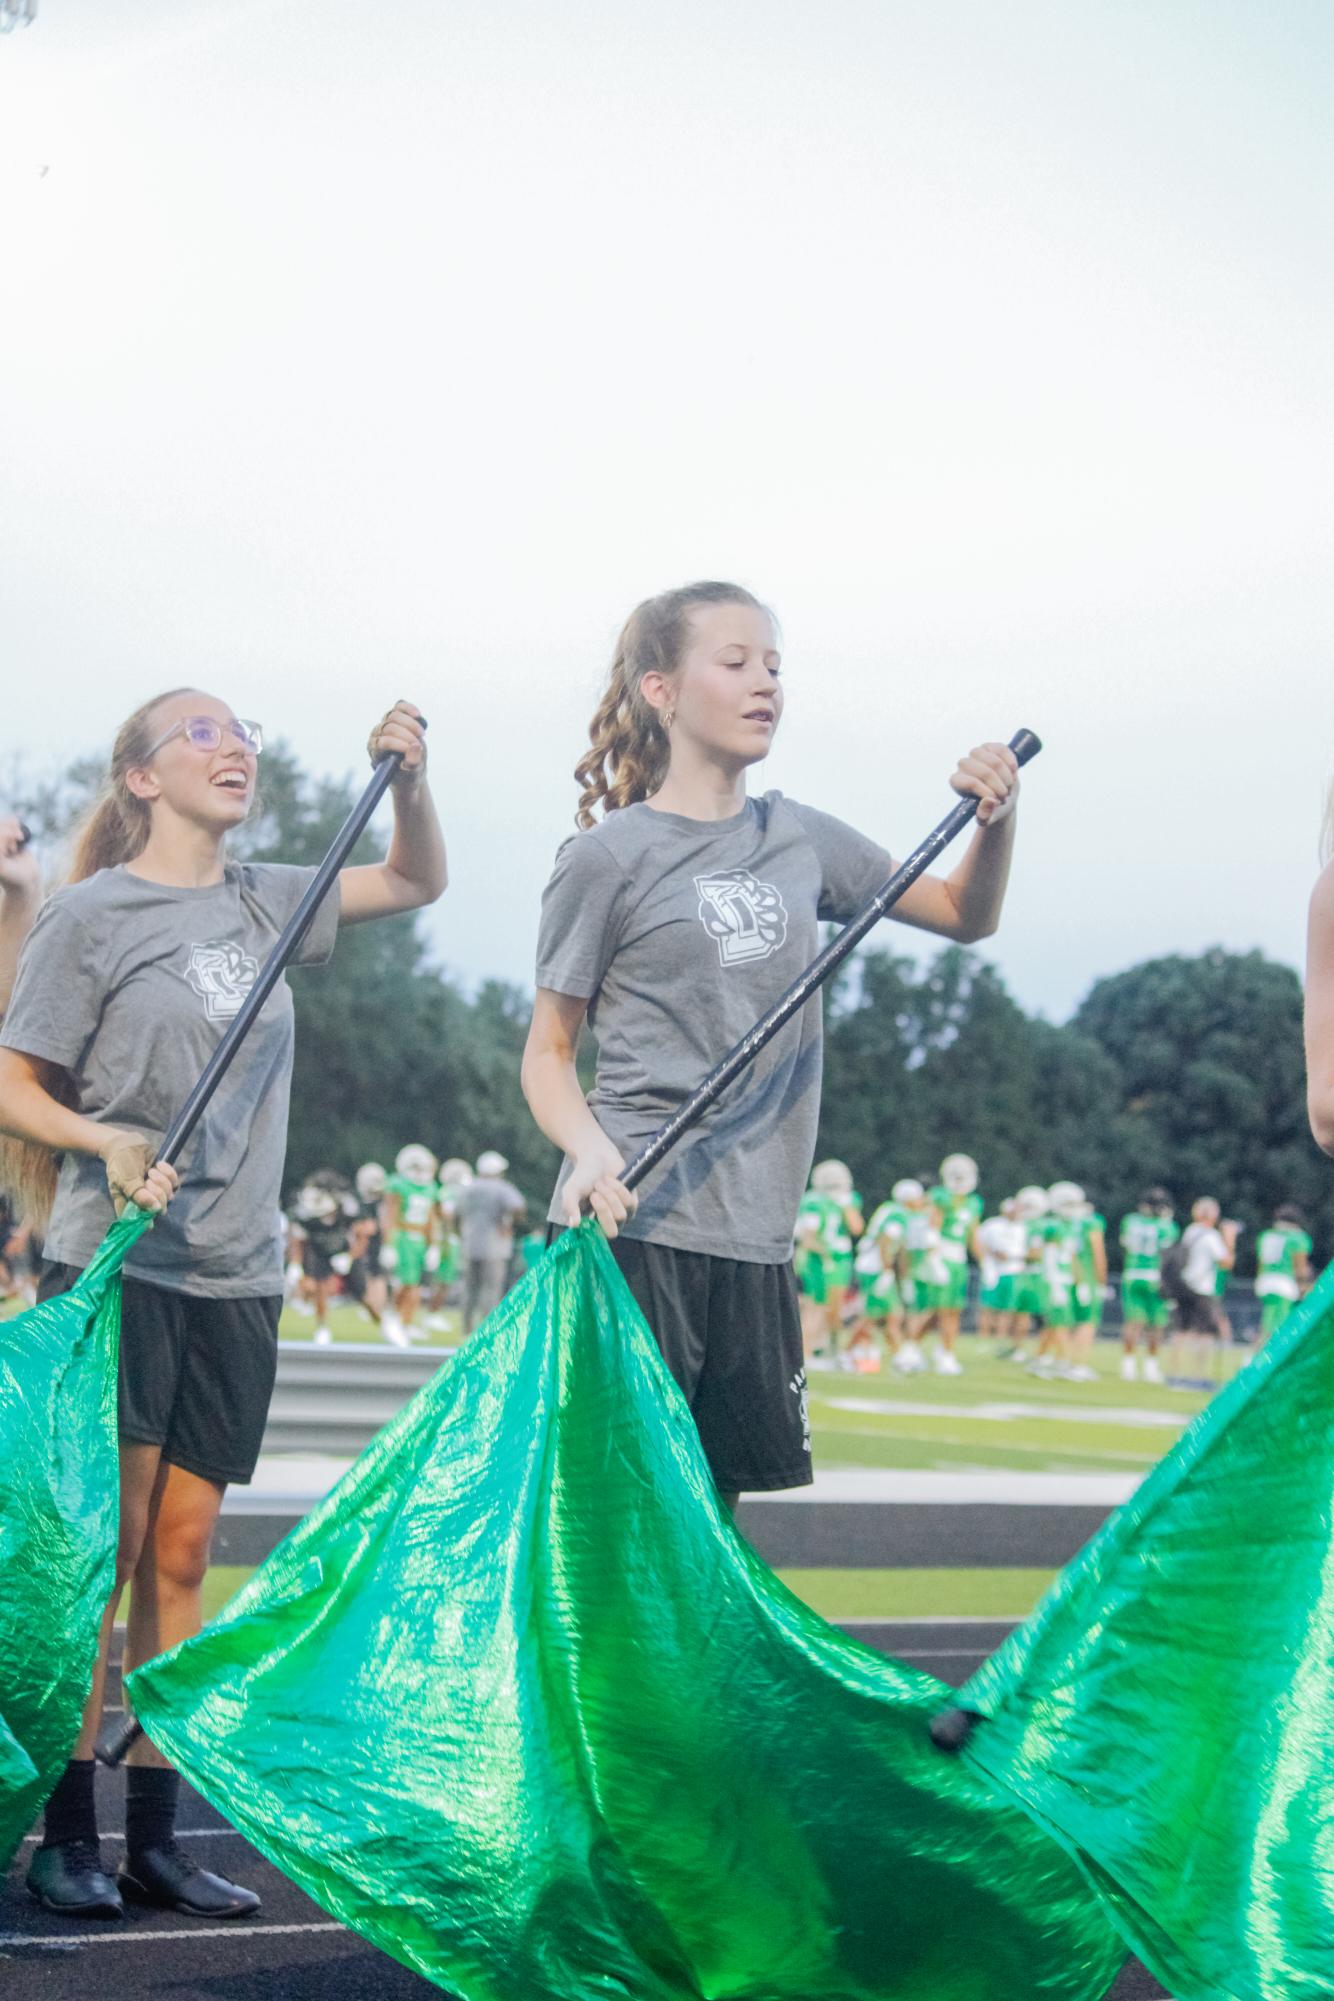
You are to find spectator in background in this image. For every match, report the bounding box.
[458,1151,526,1332]
[1177,1197,1237,1342]
[0,816,41,1018]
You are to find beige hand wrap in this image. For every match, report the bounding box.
[104,1139,151,1217]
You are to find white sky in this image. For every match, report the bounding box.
[2,0,1331,1019]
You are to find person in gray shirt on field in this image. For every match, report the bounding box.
[458,1149,526,1330]
[0,690,445,1926]
[522,579,1022,1510]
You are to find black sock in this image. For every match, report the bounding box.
[125,1766,180,1857]
[41,1759,98,1851]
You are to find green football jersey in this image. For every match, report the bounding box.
[930,1188,982,1275]
[1072,1211,1106,1284]
[856,1201,906,1275]
[1119,1211,1177,1279]
[385,1172,441,1236]
[930,1189,983,1245]
[1256,1222,1312,1286]
[902,1205,945,1280]
[1029,1215,1076,1287]
[796,1191,860,1259]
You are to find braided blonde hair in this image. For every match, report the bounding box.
[0,687,197,1225]
[574,582,764,829]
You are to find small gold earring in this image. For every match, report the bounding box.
[662,707,675,730]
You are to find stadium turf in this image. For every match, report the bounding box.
[278,1301,460,1344]
[197,1563,1056,1625]
[804,1335,1216,1475]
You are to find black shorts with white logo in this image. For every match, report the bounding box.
[550,1228,812,1494]
[39,1262,281,1487]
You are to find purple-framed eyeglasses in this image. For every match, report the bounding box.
[143,716,264,759]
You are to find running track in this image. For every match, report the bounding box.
[0,1627,1170,2000]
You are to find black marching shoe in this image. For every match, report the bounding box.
[27,1839,124,1919]
[118,1841,261,1919]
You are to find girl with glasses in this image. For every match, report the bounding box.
[0,687,445,1926]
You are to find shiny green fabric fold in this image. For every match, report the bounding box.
[959,1260,1334,2001]
[130,1223,1121,2000]
[0,1209,153,1866]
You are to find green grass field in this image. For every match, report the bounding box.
[269,1306,1225,1477]
[277,1300,461,1344]
[6,1285,1231,1481]
[198,1561,1056,1626]
[18,1282,1236,1620]
[804,1334,1224,1476]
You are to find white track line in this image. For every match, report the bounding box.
[17,1828,245,1848]
[0,1921,344,1949]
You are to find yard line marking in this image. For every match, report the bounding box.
[821,1396,1184,1429]
[0,1922,344,1949]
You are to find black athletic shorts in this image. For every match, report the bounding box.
[550,1228,812,1494]
[39,1263,282,1487]
[1180,1291,1226,1337]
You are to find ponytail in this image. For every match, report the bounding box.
[0,686,197,1225]
[574,582,762,829]
[67,686,197,882]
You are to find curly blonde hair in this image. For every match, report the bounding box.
[574,582,764,828]
[0,688,196,1226]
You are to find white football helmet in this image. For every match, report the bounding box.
[939,1153,979,1196]
[891,1178,926,1206]
[295,1181,338,1224]
[395,1144,438,1183]
[811,1159,854,1196]
[355,1162,386,1204]
[1014,1184,1050,1219]
[1047,1181,1085,1219]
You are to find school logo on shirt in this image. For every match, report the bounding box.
[183,939,260,1021]
[693,869,788,967]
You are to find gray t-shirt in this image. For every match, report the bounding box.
[535,792,893,1263]
[457,1177,526,1260]
[1,861,340,1297]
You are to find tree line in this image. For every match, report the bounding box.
[13,746,1328,1272]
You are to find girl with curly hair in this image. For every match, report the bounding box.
[522,581,1019,1506]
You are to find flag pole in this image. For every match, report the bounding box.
[157,752,404,1171]
[103,723,1039,1767]
[622,727,1041,1193]
[97,747,405,1767]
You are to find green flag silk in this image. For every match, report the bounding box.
[959,1260,1334,2001]
[130,1225,1121,2001]
[0,1208,153,1868]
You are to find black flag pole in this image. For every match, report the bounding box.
[102,722,1038,1768]
[97,745,406,1769]
[157,751,405,1171]
[622,725,1042,1752]
[623,727,1042,1193]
